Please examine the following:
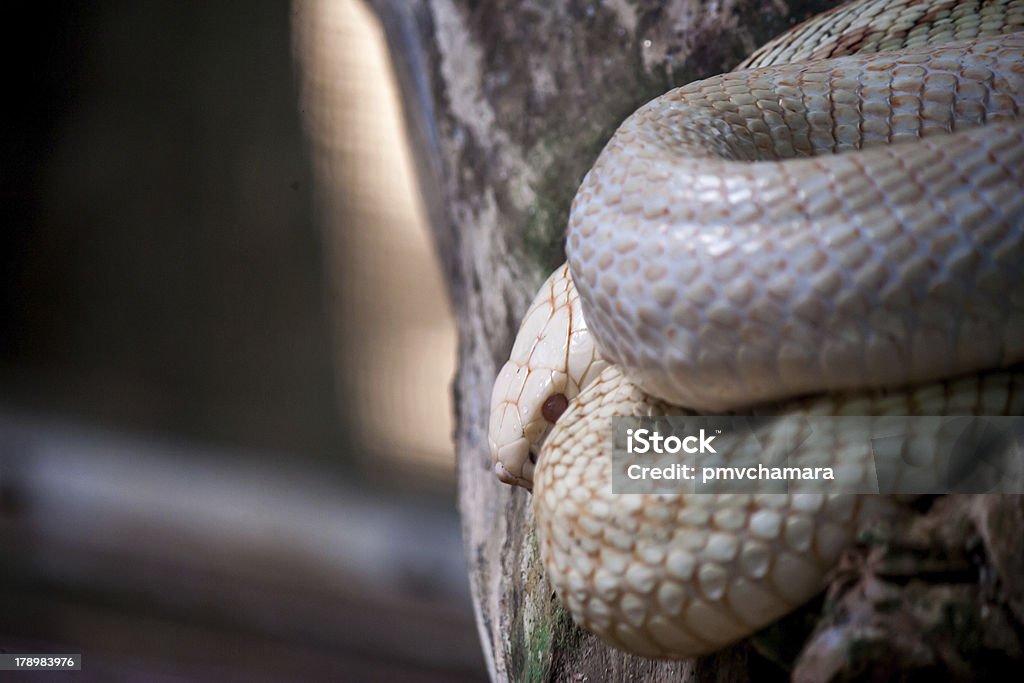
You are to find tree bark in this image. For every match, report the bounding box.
[364,2,838,679]
[365,1,1024,681]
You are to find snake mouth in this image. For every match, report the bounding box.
[493,461,533,492]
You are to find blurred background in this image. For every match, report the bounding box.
[1,1,483,680]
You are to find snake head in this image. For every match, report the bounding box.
[488,263,609,491]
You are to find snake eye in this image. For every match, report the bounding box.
[542,393,569,424]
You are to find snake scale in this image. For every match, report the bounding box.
[488,0,1024,660]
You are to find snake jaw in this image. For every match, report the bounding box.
[493,460,533,491]
[488,357,561,489]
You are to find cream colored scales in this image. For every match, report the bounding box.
[488,0,1024,659]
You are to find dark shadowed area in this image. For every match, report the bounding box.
[0,1,482,680]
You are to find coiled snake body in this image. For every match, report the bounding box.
[488,0,1024,659]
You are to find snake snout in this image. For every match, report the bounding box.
[493,459,533,491]
[489,411,537,490]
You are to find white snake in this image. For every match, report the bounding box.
[488,0,1024,660]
